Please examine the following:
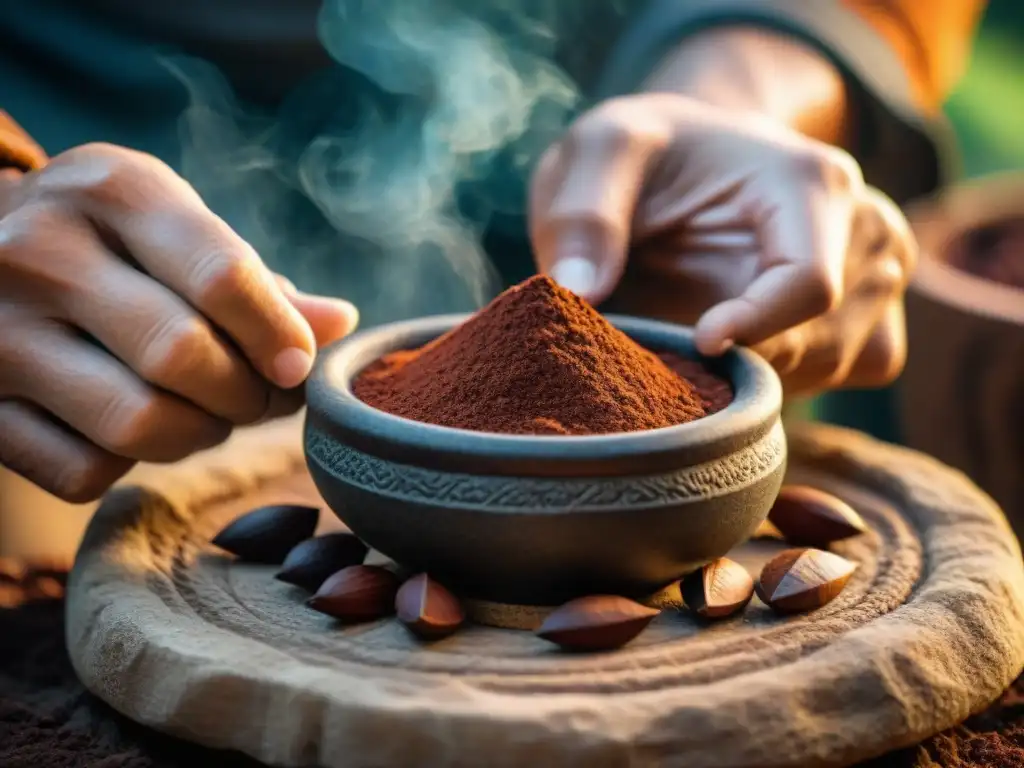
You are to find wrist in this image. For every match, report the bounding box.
[640,26,852,149]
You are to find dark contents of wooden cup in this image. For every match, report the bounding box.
[352,275,733,435]
[947,218,1024,290]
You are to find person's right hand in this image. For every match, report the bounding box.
[0,143,359,502]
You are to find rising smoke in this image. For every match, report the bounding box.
[169,0,625,327]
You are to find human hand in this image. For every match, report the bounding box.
[0,144,358,502]
[529,94,916,397]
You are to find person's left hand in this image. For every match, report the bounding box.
[528,93,917,397]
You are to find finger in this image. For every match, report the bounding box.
[1,322,232,462]
[858,186,918,280]
[274,274,298,294]
[747,208,900,395]
[289,292,361,348]
[694,155,859,354]
[45,229,273,424]
[751,328,810,378]
[818,189,911,391]
[779,267,895,396]
[273,274,360,348]
[765,242,903,395]
[225,275,360,426]
[842,300,907,389]
[0,400,134,503]
[530,103,668,303]
[38,145,317,389]
[264,388,307,422]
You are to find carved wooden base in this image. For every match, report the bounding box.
[66,421,1024,768]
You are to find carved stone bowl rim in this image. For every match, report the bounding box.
[304,314,783,478]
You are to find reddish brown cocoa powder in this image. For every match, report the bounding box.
[353,275,733,435]
[660,354,734,415]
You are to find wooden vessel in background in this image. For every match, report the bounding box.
[902,172,1024,542]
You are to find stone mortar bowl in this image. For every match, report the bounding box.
[304,314,785,606]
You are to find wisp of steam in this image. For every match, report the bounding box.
[167,0,625,327]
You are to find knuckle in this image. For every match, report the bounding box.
[867,194,919,277]
[231,387,273,426]
[63,141,126,162]
[793,145,862,193]
[901,235,920,278]
[0,319,41,389]
[770,347,802,377]
[52,459,117,504]
[263,388,304,421]
[867,257,907,297]
[874,360,904,386]
[0,400,123,503]
[853,362,900,389]
[0,203,58,259]
[54,142,128,180]
[191,250,253,305]
[0,203,95,296]
[569,115,629,155]
[200,418,234,450]
[803,267,842,315]
[821,361,853,390]
[42,143,158,202]
[810,341,846,385]
[0,208,37,262]
[160,417,232,462]
[570,99,665,156]
[60,142,158,171]
[137,316,208,384]
[547,208,623,238]
[846,321,908,389]
[96,393,162,456]
[866,343,907,387]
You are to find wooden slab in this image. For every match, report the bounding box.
[66,419,1024,768]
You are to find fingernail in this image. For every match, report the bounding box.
[550,256,598,296]
[300,293,351,314]
[276,275,298,295]
[336,299,360,333]
[272,347,314,389]
[300,293,361,328]
[695,324,735,357]
[698,338,734,357]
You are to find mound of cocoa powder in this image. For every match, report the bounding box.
[353,275,733,435]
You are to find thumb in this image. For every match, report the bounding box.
[529,116,659,305]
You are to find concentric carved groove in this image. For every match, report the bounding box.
[304,422,786,511]
[66,423,1024,768]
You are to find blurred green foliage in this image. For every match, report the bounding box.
[947,1,1024,177]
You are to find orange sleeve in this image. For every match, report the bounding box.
[842,0,988,114]
[0,111,47,172]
